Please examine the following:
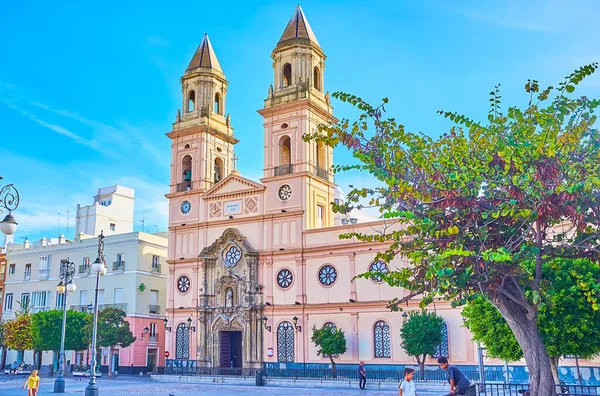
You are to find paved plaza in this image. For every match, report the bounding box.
[0,376,425,396]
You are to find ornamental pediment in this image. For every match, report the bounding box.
[202,173,265,200]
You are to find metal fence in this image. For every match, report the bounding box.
[476,383,600,395]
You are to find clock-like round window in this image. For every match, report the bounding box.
[180,200,192,214]
[278,184,292,201]
[223,244,242,267]
[318,264,337,287]
[177,275,191,294]
[368,260,389,283]
[277,269,293,289]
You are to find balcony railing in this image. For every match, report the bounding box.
[274,164,293,176]
[70,303,128,313]
[78,265,90,275]
[314,166,330,181]
[39,268,50,280]
[112,261,125,272]
[0,272,5,280]
[149,334,158,343]
[24,271,31,281]
[151,264,161,273]
[31,306,50,313]
[176,181,192,192]
[149,305,161,315]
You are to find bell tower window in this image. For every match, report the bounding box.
[282,63,292,87]
[188,90,196,113]
[313,67,321,91]
[280,136,291,166]
[181,155,192,190]
[214,157,224,183]
[214,93,221,114]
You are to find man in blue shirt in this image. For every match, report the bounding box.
[438,357,471,395]
[358,361,367,390]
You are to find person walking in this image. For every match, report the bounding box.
[398,367,417,396]
[22,369,40,396]
[438,357,471,395]
[358,361,367,390]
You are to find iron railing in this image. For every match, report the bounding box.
[164,361,259,377]
[78,264,90,275]
[112,261,125,271]
[24,270,31,281]
[38,268,49,280]
[149,304,161,314]
[177,182,192,192]
[70,303,128,313]
[477,383,600,395]
[314,166,329,181]
[274,164,294,176]
[149,334,158,343]
[151,264,161,273]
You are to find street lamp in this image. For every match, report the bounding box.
[0,178,20,235]
[85,231,106,396]
[292,316,302,332]
[54,259,76,393]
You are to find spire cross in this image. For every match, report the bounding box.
[232,154,239,171]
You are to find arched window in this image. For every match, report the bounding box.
[188,90,196,113]
[434,322,449,358]
[282,63,292,87]
[316,141,326,169]
[277,321,295,362]
[182,155,192,190]
[374,321,391,358]
[225,288,233,307]
[313,66,321,91]
[214,157,224,183]
[279,136,291,166]
[214,93,221,114]
[176,323,190,359]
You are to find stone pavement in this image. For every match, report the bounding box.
[0,375,446,395]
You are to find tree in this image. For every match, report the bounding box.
[4,312,33,361]
[311,325,348,378]
[31,310,91,369]
[463,258,600,384]
[305,63,600,395]
[399,310,444,378]
[0,322,7,370]
[85,308,135,377]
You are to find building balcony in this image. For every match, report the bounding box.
[112,261,125,272]
[70,303,128,313]
[176,181,192,192]
[31,306,50,313]
[274,164,294,176]
[24,272,31,281]
[0,272,5,281]
[151,264,161,273]
[149,305,161,315]
[39,268,50,281]
[313,166,330,181]
[78,265,90,275]
[149,334,158,343]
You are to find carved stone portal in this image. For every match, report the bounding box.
[196,228,264,368]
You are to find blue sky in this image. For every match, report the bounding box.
[1,1,599,243]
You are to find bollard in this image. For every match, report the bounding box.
[255,370,264,386]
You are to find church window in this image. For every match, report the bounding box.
[225,288,233,307]
[279,136,291,167]
[316,204,324,228]
[214,157,224,183]
[318,264,337,287]
[223,244,242,267]
[313,66,321,91]
[188,90,196,113]
[214,93,221,114]
[374,320,391,358]
[276,268,293,289]
[282,63,292,87]
[277,321,295,362]
[434,322,449,358]
[368,260,389,283]
[175,323,190,359]
[182,155,192,189]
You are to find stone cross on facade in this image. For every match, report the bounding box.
[232,153,239,171]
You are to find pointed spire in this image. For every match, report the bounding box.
[278,5,320,47]
[186,34,223,73]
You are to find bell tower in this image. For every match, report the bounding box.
[168,34,239,194]
[259,5,336,230]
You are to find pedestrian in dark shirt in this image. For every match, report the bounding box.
[438,357,471,395]
[358,361,367,390]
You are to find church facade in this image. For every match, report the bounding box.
[163,6,478,370]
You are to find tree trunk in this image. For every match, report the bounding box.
[417,355,425,381]
[495,298,556,396]
[550,356,560,386]
[108,347,113,378]
[575,356,582,386]
[329,356,337,379]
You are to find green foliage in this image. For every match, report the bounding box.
[31,310,91,352]
[0,322,5,347]
[304,64,600,317]
[400,310,444,367]
[463,258,600,361]
[85,308,136,349]
[4,312,33,352]
[311,325,348,360]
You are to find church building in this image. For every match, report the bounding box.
[164,5,473,370]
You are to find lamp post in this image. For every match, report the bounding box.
[85,231,107,396]
[54,259,77,393]
[0,177,20,235]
